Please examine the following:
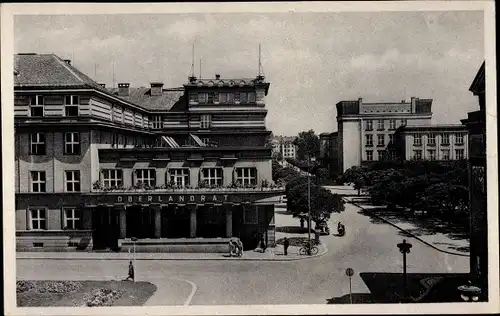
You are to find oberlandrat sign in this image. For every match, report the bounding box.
[116,194,230,204]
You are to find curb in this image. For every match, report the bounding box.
[345,199,470,258]
[16,244,328,262]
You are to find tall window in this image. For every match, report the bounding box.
[65,171,81,192]
[169,169,190,187]
[427,149,436,160]
[235,168,257,185]
[64,95,79,116]
[377,134,385,146]
[455,149,465,160]
[202,138,210,146]
[377,119,385,130]
[29,95,44,117]
[442,133,450,145]
[441,149,450,160]
[365,120,373,131]
[152,115,162,129]
[63,208,81,229]
[201,114,212,129]
[240,92,248,103]
[366,150,373,161]
[201,168,223,186]
[234,92,241,103]
[365,134,373,146]
[135,169,156,187]
[198,92,208,104]
[456,133,464,144]
[64,132,80,155]
[400,119,407,126]
[248,92,256,103]
[389,150,397,160]
[219,93,227,104]
[377,150,385,160]
[207,92,215,104]
[227,92,234,103]
[389,134,395,144]
[413,150,422,160]
[428,134,436,145]
[413,134,422,146]
[30,171,46,192]
[30,209,46,230]
[102,169,123,188]
[389,119,397,130]
[30,133,46,155]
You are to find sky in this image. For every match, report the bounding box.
[14,11,484,136]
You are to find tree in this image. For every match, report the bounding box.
[340,165,369,195]
[314,167,330,184]
[294,130,320,160]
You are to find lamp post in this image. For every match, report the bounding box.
[131,237,138,277]
[307,155,316,255]
[397,239,412,299]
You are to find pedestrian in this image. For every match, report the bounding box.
[300,218,305,229]
[126,260,135,282]
[283,237,290,256]
[260,235,267,253]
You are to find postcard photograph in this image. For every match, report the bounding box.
[1,1,498,315]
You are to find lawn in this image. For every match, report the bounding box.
[17,280,157,307]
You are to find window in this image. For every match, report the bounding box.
[201,168,223,186]
[413,150,422,160]
[102,169,123,188]
[30,209,46,230]
[234,92,241,103]
[389,134,395,144]
[198,92,207,104]
[65,171,81,192]
[29,95,44,117]
[428,134,436,145]
[377,119,384,130]
[377,150,385,160]
[152,115,162,129]
[64,95,79,116]
[30,171,46,192]
[219,93,227,104]
[389,150,397,160]
[456,133,464,144]
[30,133,46,155]
[208,92,215,104]
[201,114,211,129]
[377,134,385,146]
[441,149,450,160]
[365,120,373,131]
[189,92,197,103]
[202,138,210,146]
[240,92,248,103]
[248,92,256,103]
[64,132,80,155]
[442,133,450,145]
[413,134,422,146]
[135,169,156,187]
[169,169,190,187]
[427,149,436,160]
[213,92,219,103]
[455,149,465,160]
[366,150,373,161]
[365,134,373,146]
[227,93,234,103]
[64,208,81,229]
[401,119,407,126]
[243,207,258,224]
[235,168,257,185]
[389,119,397,130]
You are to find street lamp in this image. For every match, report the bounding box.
[397,239,412,299]
[307,155,316,255]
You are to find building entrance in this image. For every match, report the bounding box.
[162,205,190,238]
[196,205,226,238]
[92,207,120,250]
[126,206,155,238]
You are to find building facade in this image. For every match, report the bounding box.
[319,132,339,177]
[271,135,297,160]
[335,97,433,172]
[14,53,283,253]
[389,125,468,161]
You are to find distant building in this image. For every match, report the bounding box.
[389,125,468,161]
[319,132,339,177]
[271,135,297,160]
[335,97,433,172]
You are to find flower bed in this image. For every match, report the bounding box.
[16,281,82,294]
[83,288,123,307]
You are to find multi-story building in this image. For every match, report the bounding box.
[14,53,283,253]
[271,135,297,160]
[319,132,338,177]
[389,125,468,161]
[335,97,432,172]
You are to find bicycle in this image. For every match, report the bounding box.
[299,242,319,256]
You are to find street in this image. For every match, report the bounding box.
[17,200,469,305]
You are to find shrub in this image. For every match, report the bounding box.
[16,280,82,293]
[84,288,122,307]
[16,281,35,293]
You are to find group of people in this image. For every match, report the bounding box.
[229,238,244,257]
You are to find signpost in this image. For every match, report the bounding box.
[345,268,355,304]
[397,239,412,299]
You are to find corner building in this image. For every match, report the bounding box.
[14,54,283,252]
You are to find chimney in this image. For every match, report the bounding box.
[150,82,164,96]
[118,83,130,96]
[63,59,71,65]
[410,96,417,113]
[99,83,106,88]
[215,74,221,80]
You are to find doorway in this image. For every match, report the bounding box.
[92,207,120,250]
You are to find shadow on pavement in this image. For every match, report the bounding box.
[326,293,375,304]
[275,226,308,234]
[275,209,292,215]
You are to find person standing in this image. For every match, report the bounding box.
[260,235,267,253]
[126,261,135,282]
[283,237,290,256]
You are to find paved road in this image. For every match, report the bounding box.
[17,202,469,305]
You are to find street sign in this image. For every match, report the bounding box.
[346,268,354,276]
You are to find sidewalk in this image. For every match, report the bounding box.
[343,197,470,257]
[17,243,327,261]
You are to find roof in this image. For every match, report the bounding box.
[398,124,467,133]
[14,54,108,93]
[107,87,186,111]
[184,76,270,95]
[469,61,485,94]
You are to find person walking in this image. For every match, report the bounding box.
[260,235,267,253]
[126,261,135,282]
[283,237,290,256]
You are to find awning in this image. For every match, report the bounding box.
[162,136,180,148]
[190,134,206,147]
